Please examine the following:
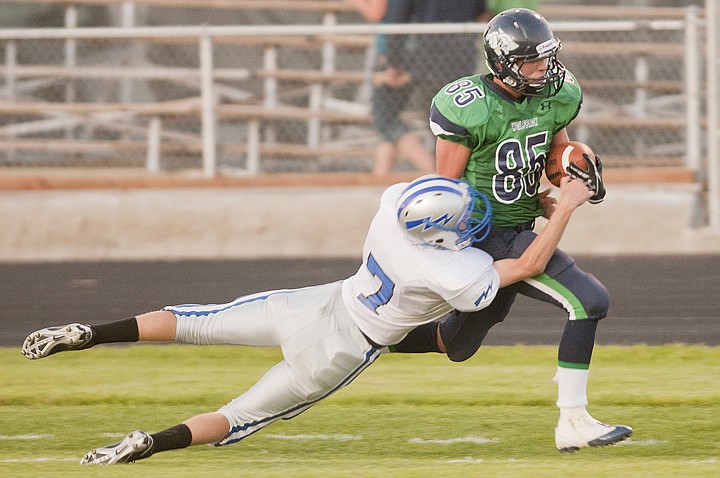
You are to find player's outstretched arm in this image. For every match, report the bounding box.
[493,177,592,287]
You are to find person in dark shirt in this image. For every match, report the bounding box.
[384,0,489,113]
[349,0,437,175]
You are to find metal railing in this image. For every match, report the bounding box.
[0,14,707,187]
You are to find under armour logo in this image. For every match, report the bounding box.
[540,101,552,111]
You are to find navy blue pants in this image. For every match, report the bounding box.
[440,224,610,365]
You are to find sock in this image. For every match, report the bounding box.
[554,366,589,410]
[90,317,139,345]
[150,424,193,454]
[388,321,440,353]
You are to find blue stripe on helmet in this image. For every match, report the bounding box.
[397,184,462,218]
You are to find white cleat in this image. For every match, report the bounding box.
[555,409,633,453]
[80,430,154,465]
[21,323,93,360]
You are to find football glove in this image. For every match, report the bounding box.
[567,154,606,204]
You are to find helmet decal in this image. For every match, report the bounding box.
[486,30,519,56]
[536,38,560,56]
[405,212,457,232]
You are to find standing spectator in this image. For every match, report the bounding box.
[384,0,489,131]
[348,0,436,176]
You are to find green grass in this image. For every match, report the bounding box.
[1,344,718,477]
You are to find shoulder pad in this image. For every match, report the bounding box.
[431,77,493,134]
[555,70,583,103]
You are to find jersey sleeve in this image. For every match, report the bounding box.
[429,103,476,151]
[428,77,489,151]
[445,264,500,312]
[422,248,500,312]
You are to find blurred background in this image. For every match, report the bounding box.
[0,0,717,261]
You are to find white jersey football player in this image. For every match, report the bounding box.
[21,174,593,465]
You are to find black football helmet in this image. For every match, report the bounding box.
[483,8,566,98]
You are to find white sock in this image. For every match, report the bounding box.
[554,366,589,411]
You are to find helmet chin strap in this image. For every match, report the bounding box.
[508,59,547,93]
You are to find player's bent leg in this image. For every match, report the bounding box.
[441,287,517,362]
[511,234,631,451]
[523,259,609,368]
[389,287,517,360]
[389,320,442,354]
[515,244,610,368]
[218,314,381,446]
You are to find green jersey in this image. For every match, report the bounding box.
[429,72,582,228]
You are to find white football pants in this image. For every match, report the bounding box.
[165,280,381,446]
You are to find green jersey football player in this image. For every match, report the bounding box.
[393,8,629,453]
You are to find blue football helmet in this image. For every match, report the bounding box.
[397,175,492,251]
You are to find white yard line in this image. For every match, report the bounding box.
[408,436,499,445]
[616,439,667,446]
[264,433,362,441]
[0,434,52,440]
[0,457,77,463]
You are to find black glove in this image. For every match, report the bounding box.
[566,154,606,204]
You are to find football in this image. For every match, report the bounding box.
[545,141,595,187]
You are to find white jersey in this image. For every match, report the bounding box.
[341,183,500,346]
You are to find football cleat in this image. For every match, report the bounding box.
[21,323,94,360]
[80,430,154,465]
[555,409,633,453]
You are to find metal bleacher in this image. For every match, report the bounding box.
[0,0,705,186]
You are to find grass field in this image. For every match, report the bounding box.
[1,344,718,477]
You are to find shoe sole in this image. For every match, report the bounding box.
[558,426,633,453]
[22,324,91,359]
